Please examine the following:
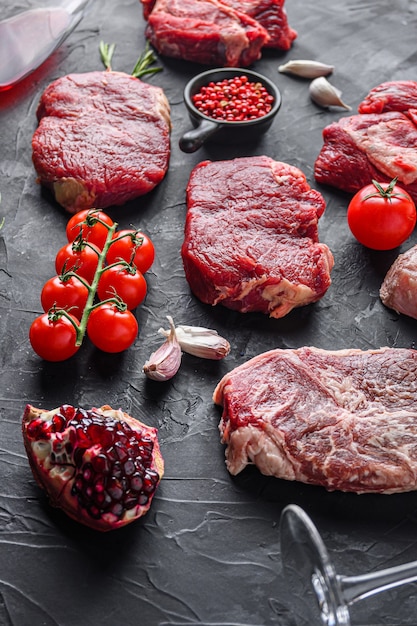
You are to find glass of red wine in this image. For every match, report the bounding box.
[0,0,92,90]
[280,504,417,625]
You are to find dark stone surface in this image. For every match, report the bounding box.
[1,1,417,624]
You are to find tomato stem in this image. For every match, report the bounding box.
[363,177,410,203]
[74,222,119,346]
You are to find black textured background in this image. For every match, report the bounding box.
[1,1,417,624]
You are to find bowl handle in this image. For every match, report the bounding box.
[179,119,220,153]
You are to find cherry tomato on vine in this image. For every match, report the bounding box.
[347,178,417,250]
[66,209,114,250]
[41,275,89,320]
[86,303,138,353]
[55,241,100,284]
[97,264,147,310]
[106,229,155,274]
[29,311,80,361]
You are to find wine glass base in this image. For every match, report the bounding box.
[280,504,351,626]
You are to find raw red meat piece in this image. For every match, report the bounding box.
[220,0,297,49]
[358,80,417,115]
[314,111,417,203]
[145,0,270,67]
[214,346,417,494]
[181,156,334,318]
[380,244,417,319]
[140,0,296,49]
[32,71,171,213]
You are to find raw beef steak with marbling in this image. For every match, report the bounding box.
[145,0,270,67]
[214,346,417,494]
[181,156,334,318]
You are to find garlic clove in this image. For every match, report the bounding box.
[278,59,334,79]
[309,76,351,110]
[143,315,182,381]
[159,324,231,360]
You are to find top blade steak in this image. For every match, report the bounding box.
[214,346,417,494]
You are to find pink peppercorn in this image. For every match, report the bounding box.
[192,75,275,122]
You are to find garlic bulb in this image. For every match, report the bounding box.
[309,77,351,110]
[159,324,230,360]
[278,59,334,79]
[143,316,182,381]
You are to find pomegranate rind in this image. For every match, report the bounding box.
[22,404,164,532]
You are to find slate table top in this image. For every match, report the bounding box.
[1,1,417,624]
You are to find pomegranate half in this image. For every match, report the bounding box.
[22,403,164,531]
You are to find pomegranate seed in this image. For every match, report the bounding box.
[24,404,162,528]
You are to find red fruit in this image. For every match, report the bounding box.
[22,404,164,532]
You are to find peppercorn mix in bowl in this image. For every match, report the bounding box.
[179,68,282,153]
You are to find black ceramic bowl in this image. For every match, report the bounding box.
[179,67,282,153]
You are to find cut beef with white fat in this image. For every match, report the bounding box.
[181,156,333,318]
[145,0,270,67]
[140,0,297,50]
[32,71,171,213]
[314,80,417,203]
[380,245,417,319]
[214,346,417,494]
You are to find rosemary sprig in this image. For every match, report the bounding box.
[131,41,163,78]
[99,40,116,71]
[99,40,162,79]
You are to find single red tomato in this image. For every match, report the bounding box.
[41,275,89,320]
[55,241,100,284]
[29,312,80,361]
[347,178,417,250]
[66,209,114,249]
[86,303,138,353]
[106,229,155,274]
[97,264,147,310]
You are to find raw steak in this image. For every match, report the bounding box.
[220,0,297,50]
[214,346,417,494]
[141,0,297,50]
[380,244,417,319]
[181,156,334,318]
[358,80,417,116]
[314,111,417,203]
[32,71,171,213]
[145,0,270,67]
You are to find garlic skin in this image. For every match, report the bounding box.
[309,77,351,110]
[143,316,182,381]
[278,59,334,79]
[159,324,231,360]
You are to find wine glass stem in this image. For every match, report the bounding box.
[338,561,417,605]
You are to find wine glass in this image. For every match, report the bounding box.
[279,504,417,626]
[0,0,93,90]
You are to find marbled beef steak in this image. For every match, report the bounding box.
[32,71,171,213]
[140,0,297,51]
[145,0,270,67]
[181,156,334,318]
[214,346,417,494]
[220,0,297,49]
[314,80,417,203]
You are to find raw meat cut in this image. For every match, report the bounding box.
[181,156,334,318]
[220,0,297,50]
[32,71,171,213]
[141,0,297,51]
[380,244,417,320]
[214,346,417,494]
[358,80,417,116]
[314,111,417,203]
[145,0,270,67]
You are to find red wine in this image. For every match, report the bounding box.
[0,7,74,90]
